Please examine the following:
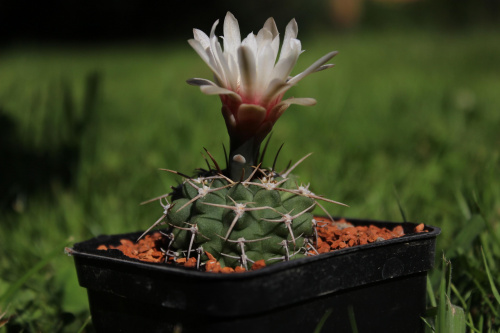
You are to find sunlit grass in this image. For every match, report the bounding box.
[1,28,499,331]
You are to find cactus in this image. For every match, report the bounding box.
[144,153,345,270]
[142,13,343,270]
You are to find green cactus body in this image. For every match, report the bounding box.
[163,170,317,269]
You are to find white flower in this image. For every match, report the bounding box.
[187,12,338,145]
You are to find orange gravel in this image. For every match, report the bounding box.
[313,217,406,254]
[98,218,427,273]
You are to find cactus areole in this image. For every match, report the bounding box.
[143,12,343,270]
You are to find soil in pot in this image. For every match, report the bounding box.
[97,217,427,272]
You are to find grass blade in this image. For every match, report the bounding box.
[76,315,92,333]
[445,302,466,333]
[481,248,500,305]
[427,276,437,307]
[348,305,359,333]
[438,256,447,332]
[393,186,407,222]
[0,237,73,305]
[435,255,467,333]
[446,214,486,258]
[470,275,498,317]
[0,306,11,327]
[313,308,332,333]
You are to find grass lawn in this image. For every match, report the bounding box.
[1,27,499,331]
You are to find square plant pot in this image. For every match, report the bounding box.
[67,218,440,333]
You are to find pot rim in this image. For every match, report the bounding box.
[68,218,441,280]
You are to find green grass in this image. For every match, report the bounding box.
[1,28,500,331]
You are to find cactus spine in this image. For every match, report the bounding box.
[142,152,345,270]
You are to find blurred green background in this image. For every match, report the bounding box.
[1,0,499,331]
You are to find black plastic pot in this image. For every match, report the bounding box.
[68,218,440,333]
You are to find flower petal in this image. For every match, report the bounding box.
[241,32,258,57]
[236,103,267,124]
[208,19,235,90]
[188,38,209,63]
[272,39,301,82]
[235,104,267,134]
[263,17,279,39]
[315,64,335,72]
[227,54,239,82]
[279,18,299,61]
[188,39,224,84]
[263,17,280,60]
[223,12,241,57]
[256,27,273,53]
[256,44,275,93]
[261,79,290,107]
[287,51,338,85]
[267,97,316,123]
[186,78,216,86]
[238,45,257,100]
[210,19,219,40]
[279,97,317,107]
[214,37,235,89]
[222,105,237,128]
[200,85,242,102]
[193,28,210,49]
[267,104,289,123]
